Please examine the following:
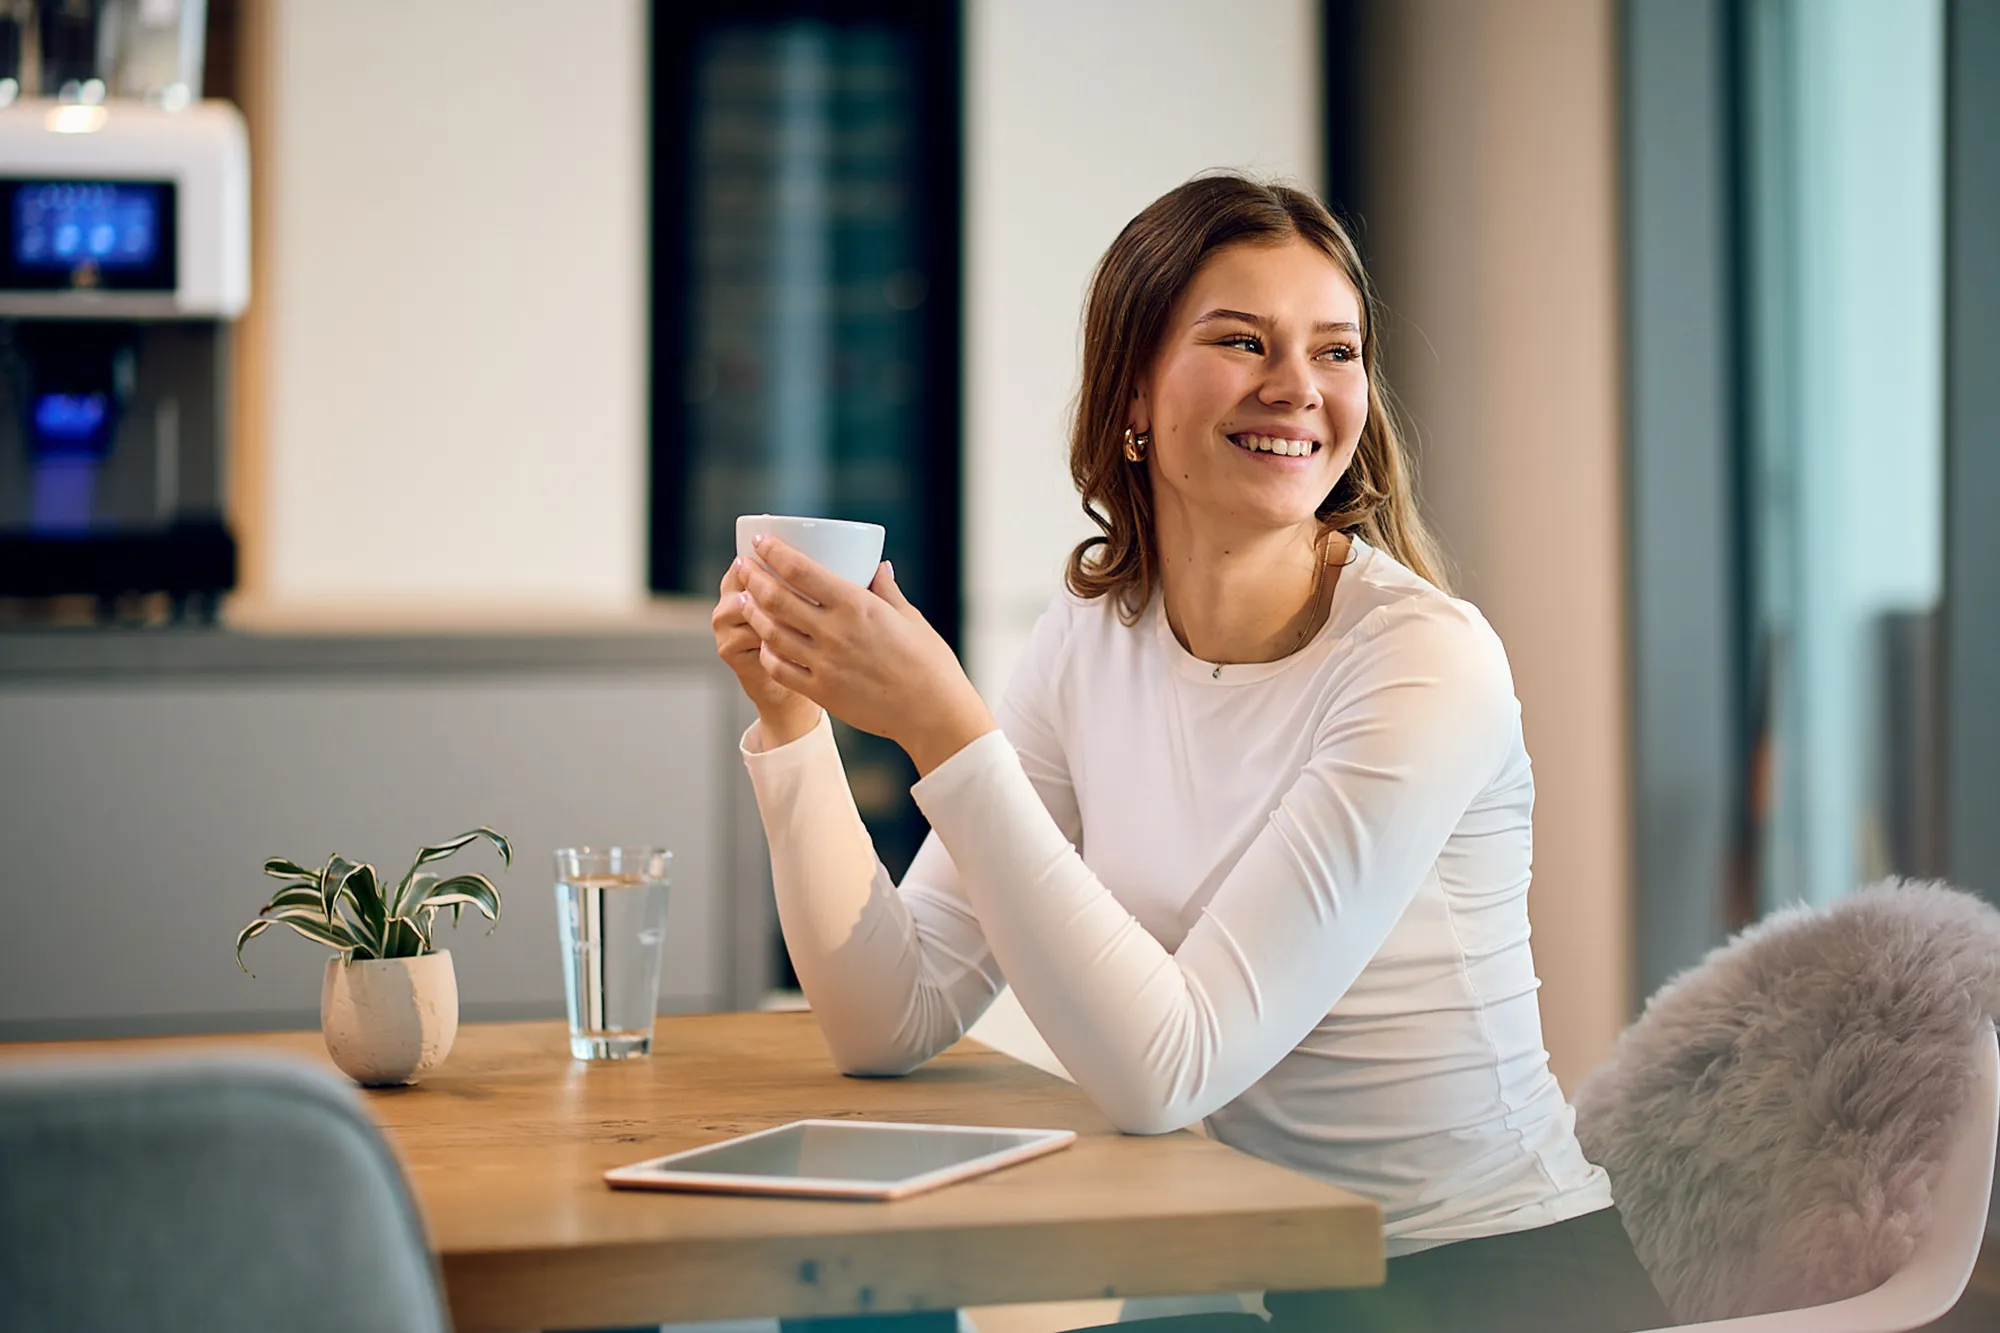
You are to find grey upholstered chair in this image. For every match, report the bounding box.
[1575,878,2000,1331]
[0,1054,449,1333]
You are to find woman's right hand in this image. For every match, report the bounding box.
[713,557,823,746]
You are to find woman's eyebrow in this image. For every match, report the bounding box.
[1193,307,1360,334]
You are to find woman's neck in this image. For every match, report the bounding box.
[1156,520,1347,666]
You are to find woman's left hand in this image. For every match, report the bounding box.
[738,537,997,777]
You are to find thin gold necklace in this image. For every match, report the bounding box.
[1210,538,1333,680]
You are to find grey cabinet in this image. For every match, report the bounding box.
[0,625,772,1041]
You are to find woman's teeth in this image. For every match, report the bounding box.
[1232,434,1318,457]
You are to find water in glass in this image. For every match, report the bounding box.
[555,851,670,1060]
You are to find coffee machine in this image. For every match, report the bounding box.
[0,1,246,621]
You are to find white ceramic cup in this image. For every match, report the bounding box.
[735,514,886,588]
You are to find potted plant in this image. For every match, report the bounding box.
[236,827,510,1086]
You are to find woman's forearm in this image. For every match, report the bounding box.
[744,712,998,1074]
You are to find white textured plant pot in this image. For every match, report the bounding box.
[320,951,459,1087]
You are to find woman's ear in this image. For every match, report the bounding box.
[1128,382,1152,437]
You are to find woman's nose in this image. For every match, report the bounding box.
[1258,349,1320,410]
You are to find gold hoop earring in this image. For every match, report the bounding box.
[1123,427,1151,463]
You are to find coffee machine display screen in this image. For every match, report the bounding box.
[0,180,178,292]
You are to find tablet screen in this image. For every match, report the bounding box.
[605,1119,1076,1198]
[666,1121,1044,1181]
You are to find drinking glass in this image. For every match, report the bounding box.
[554,846,672,1060]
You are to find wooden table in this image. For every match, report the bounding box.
[0,1014,1382,1331]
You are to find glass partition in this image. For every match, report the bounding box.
[1737,0,1946,911]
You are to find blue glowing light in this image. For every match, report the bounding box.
[32,393,110,446]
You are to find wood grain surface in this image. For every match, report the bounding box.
[0,1013,1382,1330]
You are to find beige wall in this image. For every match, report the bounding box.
[1364,0,1630,1088]
[248,0,1321,633]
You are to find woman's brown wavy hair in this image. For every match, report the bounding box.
[1065,173,1449,618]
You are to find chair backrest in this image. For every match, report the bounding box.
[1574,879,2000,1325]
[0,1054,450,1333]
[1655,1027,1997,1333]
[1831,1022,2000,1330]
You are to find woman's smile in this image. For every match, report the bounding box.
[1228,431,1323,463]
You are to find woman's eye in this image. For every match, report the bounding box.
[1320,344,1360,363]
[1220,334,1263,352]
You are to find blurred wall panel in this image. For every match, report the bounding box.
[648,4,962,898]
[1622,0,1742,1008]
[0,649,738,1039]
[960,0,1324,698]
[1363,0,1628,1090]
[1944,0,2000,909]
[258,0,647,610]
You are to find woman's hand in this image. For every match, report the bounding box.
[737,537,997,776]
[712,556,823,748]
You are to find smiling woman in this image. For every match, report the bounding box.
[1065,175,1445,650]
[712,174,1673,1333]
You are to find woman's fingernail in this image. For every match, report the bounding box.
[737,591,750,609]
[752,534,768,549]
[884,560,895,579]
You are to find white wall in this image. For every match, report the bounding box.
[961,0,1324,696]
[261,0,647,609]
[254,0,1320,635]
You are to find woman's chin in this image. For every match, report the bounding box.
[1156,463,1337,535]
[1203,497,1332,537]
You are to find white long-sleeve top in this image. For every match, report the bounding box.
[742,535,1614,1255]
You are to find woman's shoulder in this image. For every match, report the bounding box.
[1029,584,1133,644]
[1008,586,1166,699]
[1010,586,1098,679]
[996,587,1126,729]
[1335,539,1513,688]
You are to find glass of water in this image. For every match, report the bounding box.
[554,846,672,1061]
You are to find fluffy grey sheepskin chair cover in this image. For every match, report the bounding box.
[1573,879,2000,1324]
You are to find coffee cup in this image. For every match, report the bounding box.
[735,515,886,589]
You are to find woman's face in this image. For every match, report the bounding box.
[1134,237,1368,541]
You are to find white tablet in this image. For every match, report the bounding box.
[603,1118,1077,1200]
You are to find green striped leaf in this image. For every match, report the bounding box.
[413,827,512,871]
[378,916,425,959]
[258,884,325,914]
[334,900,377,959]
[261,903,360,945]
[390,871,439,922]
[235,908,360,974]
[234,918,272,975]
[391,828,508,918]
[318,854,360,923]
[337,860,383,916]
[337,861,387,955]
[410,872,500,921]
[269,914,361,954]
[262,859,317,881]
